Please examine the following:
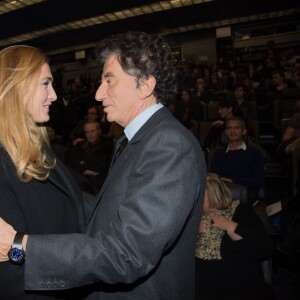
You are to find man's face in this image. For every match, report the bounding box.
[272,73,283,85]
[84,123,100,144]
[225,120,246,142]
[87,107,98,121]
[181,91,190,102]
[196,78,205,89]
[234,87,244,99]
[95,54,143,127]
[218,106,232,119]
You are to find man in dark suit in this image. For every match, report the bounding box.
[0,32,206,299]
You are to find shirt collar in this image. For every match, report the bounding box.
[226,141,247,153]
[124,103,164,141]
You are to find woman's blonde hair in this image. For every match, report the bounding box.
[206,173,232,209]
[0,45,55,182]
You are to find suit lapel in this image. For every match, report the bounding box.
[98,107,172,198]
[87,107,173,224]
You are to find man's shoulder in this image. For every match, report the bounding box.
[138,107,194,139]
[213,146,227,154]
[245,145,263,155]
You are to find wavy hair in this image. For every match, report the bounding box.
[206,173,232,209]
[96,31,177,102]
[0,45,55,182]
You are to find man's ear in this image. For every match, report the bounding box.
[138,75,156,99]
[242,128,247,136]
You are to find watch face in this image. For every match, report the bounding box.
[8,248,25,264]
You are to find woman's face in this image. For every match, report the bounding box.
[26,63,57,123]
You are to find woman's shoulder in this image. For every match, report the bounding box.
[0,145,12,164]
[0,146,16,178]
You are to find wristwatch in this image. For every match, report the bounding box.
[7,232,25,265]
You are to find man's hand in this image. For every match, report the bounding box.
[0,218,16,262]
[212,120,224,127]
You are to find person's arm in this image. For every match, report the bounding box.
[228,204,274,260]
[210,214,242,241]
[211,204,273,259]
[282,126,295,141]
[1,127,206,291]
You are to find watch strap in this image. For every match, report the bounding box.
[12,232,25,250]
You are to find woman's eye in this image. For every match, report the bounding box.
[43,81,49,87]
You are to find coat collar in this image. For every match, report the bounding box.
[87,107,172,223]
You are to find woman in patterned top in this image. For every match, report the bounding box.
[195,173,275,300]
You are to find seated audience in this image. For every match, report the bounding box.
[232,84,251,121]
[195,173,274,300]
[179,64,196,91]
[46,126,66,163]
[174,89,200,134]
[204,97,236,149]
[193,77,213,103]
[266,70,296,106]
[67,121,113,194]
[209,71,225,91]
[210,116,265,204]
[103,121,124,143]
[226,69,239,91]
[69,105,101,145]
[279,111,300,154]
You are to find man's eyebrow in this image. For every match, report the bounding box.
[103,72,115,78]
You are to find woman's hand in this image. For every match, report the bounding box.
[0,218,16,262]
[210,214,232,231]
[199,219,206,233]
[210,215,242,241]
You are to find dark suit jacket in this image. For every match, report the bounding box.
[24,108,206,299]
[0,146,86,299]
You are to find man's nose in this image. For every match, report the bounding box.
[95,82,106,102]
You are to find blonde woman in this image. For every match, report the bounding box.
[195,173,274,300]
[0,45,85,299]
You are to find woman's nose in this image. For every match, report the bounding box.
[50,85,57,102]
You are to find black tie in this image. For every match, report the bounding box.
[110,133,128,169]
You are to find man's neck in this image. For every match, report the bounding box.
[228,140,244,150]
[225,113,234,120]
[237,98,244,105]
[90,138,100,146]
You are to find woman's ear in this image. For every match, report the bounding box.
[138,75,156,99]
